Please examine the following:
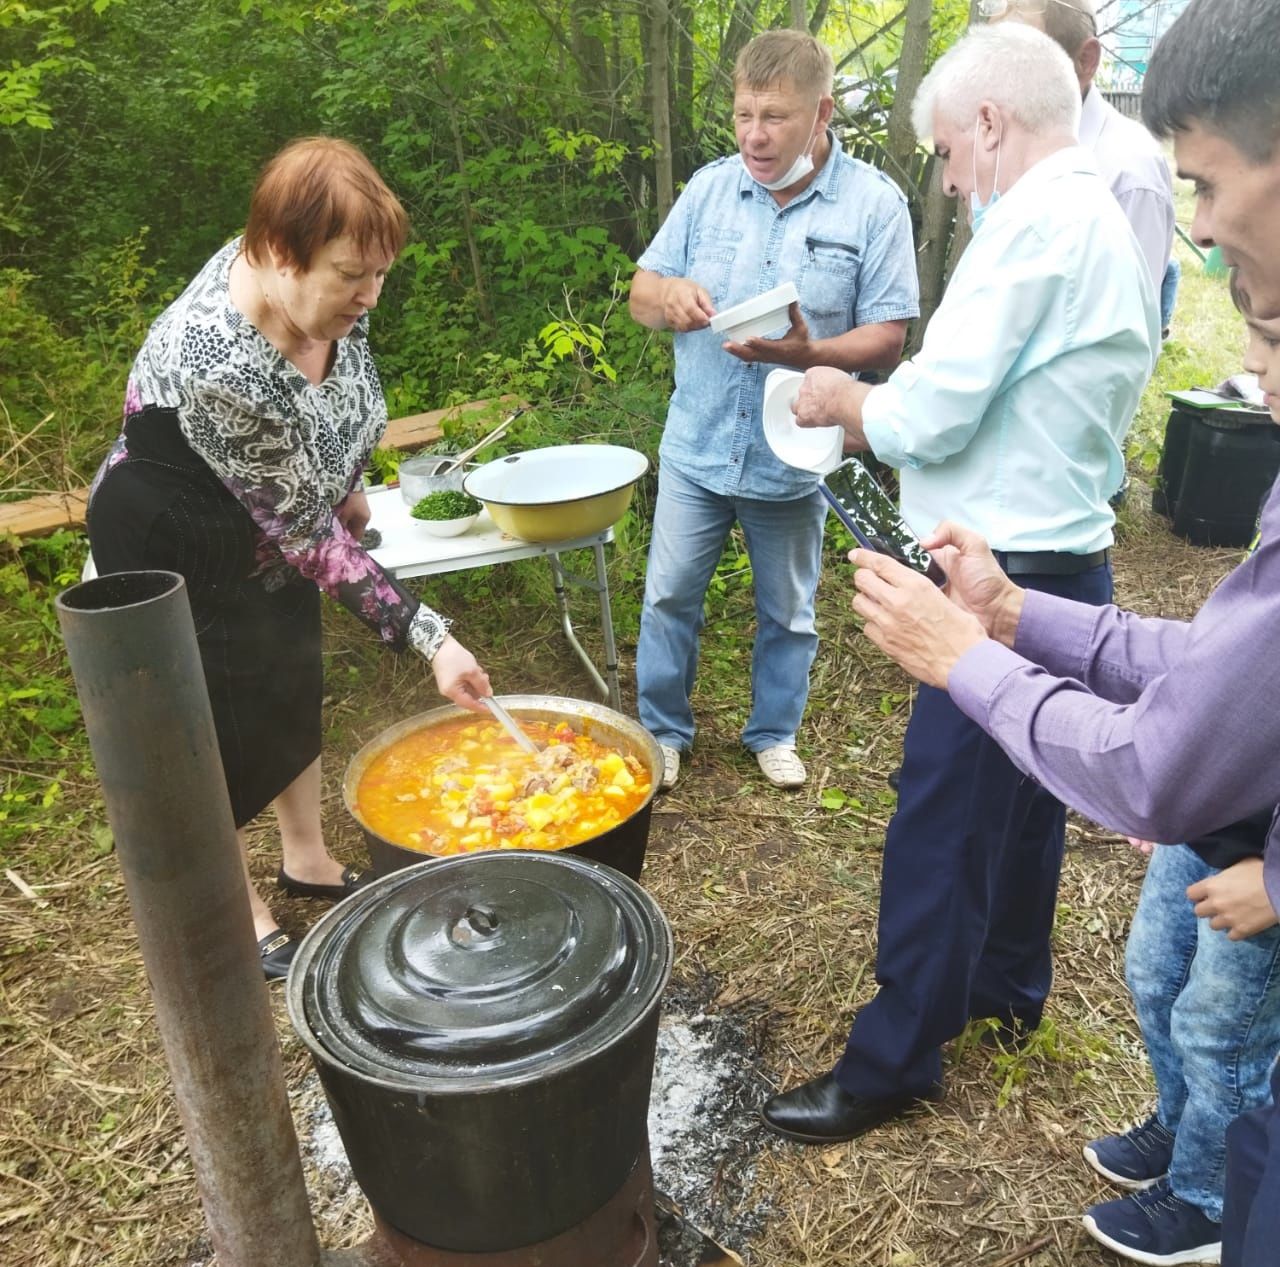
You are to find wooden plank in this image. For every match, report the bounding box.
[0,489,91,539]
[382,395,521,452]
[1,396,522,540]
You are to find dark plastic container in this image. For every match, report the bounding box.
[286,851,673,1253]
[1151,403,1193,518]
[344,697,662,881]
[1153,402,1280,546]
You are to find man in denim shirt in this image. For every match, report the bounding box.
[630,28,918,792]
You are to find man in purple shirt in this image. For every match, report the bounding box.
[838,5,1280,1262]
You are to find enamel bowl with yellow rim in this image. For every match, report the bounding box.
[462,444,649,542]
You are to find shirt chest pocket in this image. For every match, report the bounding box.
[799,237,860,320]
[689,226,743,307]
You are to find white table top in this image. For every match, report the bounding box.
[366,485,613,579]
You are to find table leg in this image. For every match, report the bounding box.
[548,548,621,711]
[592,541,621,711]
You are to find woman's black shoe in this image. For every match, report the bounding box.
[258,929,298,981]
[276,865,367,901]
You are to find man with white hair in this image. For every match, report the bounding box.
[985,0,1176,330]
[760,23,1158,1144]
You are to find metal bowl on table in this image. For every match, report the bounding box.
[462,443,649,542]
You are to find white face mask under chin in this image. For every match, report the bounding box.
[750,105,822,192]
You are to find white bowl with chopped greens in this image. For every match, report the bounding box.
[408,489,482,537]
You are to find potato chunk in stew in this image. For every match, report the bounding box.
[355,718,652,856]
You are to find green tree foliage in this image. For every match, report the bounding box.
[1,0,968,495]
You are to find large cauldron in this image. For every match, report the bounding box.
[286,850,672,1252]
[344,695,662,880]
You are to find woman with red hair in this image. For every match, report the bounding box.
[88,137,492,979]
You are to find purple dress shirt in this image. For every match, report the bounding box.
[949,476,1280,912]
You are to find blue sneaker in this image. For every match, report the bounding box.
[1083,1114,1175,1190]
[1082,1182,1222,1265]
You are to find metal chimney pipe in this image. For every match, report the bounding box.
[57,571,321,1267]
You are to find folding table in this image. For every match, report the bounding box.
[366,486,622,709]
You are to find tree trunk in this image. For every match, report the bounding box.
[712,0,763,101]
[911,157,957,352]
[885,0,933,177]
[790,0,806,29]
[649,0,674,222]
[570,0,610,114]
[433,49,493,329]
[673,0,695,184]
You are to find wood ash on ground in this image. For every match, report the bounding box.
[292,990,773,1263]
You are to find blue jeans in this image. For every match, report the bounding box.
[1161,257,1182,332]
[635,462,827,752]
[1126,843,1280,1222]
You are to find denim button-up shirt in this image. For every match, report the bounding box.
[637,134,919,500]
[862,147,1160,553]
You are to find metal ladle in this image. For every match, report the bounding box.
[479,695,540,755]
[437,407,527,475]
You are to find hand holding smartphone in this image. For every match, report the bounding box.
[820,459,947,587]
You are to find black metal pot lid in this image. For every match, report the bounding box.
[287,850,672,1090]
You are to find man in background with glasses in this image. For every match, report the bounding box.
[985,0,1177,335]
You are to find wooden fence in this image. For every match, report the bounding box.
[1103,90,1144,121]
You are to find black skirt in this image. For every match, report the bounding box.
[87,407,323,828]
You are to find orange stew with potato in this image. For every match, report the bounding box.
[355,718,653,856]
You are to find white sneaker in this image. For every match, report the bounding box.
[659,744,681,790]
[756,745,806,788]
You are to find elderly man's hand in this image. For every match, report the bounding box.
[725,302,812,364]
[850,548,987,688]
[660,278,715,332]
[1187,858,1280,940]
[922,520,1025,648]
[794,366,872,450]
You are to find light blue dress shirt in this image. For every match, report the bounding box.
[862,146,1159,553]
[637,134,919,500]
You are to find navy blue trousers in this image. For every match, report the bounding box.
[1222,1059,1280,1266]
[835,561,1113,1100]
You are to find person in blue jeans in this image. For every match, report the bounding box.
[1081,812,1280,1266]
[1161,257,1181,338]
[628,29,918,794]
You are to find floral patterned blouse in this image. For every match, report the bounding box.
[100,238,450,661]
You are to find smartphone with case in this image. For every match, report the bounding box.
[820,458,947,587]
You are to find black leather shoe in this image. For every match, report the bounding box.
[258,928,298,981]
[886,766,901,792]
[276,865,368,902]
[760,1071,940,1144]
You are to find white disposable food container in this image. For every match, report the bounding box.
[709,281,800,342]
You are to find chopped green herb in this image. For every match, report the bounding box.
[410,490,482,521]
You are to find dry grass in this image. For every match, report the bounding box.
[1,474,1245,1267]
[2,195,1254,1263]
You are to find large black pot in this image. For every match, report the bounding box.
[287,851,672,1252]
[344,695,662,881]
